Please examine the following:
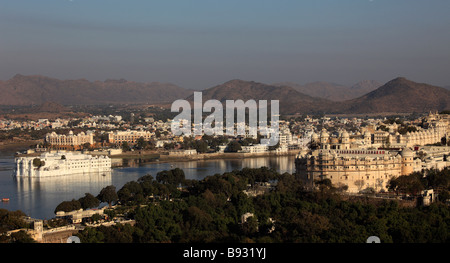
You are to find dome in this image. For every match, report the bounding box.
[341,130,349,138]
[401,147,414,157]
[320,129,329,138]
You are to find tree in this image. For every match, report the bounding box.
[193,140,208,153]
[354,180,365,192]
[156,168,185,186]
[32,158,45,168]
[82,142,91,150]
[78,193,100,210]
[9,230,36,243]
[136,137,148,150]
[97,185,118,208]
[54,199,82,214]
[226,141,242,153]
[438,190,450,203]
[122,142,130,152]
[388,174,425,196]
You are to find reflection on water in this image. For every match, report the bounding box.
[113,156,295,180]
[12,172,112,219]
[0,155,296,219]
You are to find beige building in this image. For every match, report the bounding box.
[387,121,447,148]
[296,147,414,193]
[296,125,449,193]
[45,131,94,149]
[107,130,154,145]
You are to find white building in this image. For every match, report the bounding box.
[14,151,111,178]
[240,144,269,154]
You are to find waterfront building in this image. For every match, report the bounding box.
[295,126,450,193]
[45,131,94,150]
[14,151,111,178]
[240,144,269,154]
[107,130,154,145]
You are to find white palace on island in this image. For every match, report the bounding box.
[295,115,450,194]
[14,151,111,178]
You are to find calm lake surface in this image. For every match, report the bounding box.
[0,151,296,219]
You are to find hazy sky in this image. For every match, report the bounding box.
[1,0,449,89]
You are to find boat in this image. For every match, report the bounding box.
[2,198,9,202]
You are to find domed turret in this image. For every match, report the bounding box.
[401,147,414,175]
[401,147,414,157]
[319,129,330,149]
[320,129,329,139]
[341,130,349,138]
[340,130,350,149]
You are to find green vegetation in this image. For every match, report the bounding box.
[225,141,242,153]
[4,167,450,243]
[389,168,450,202]
[72,167,450,243]
[32,158,45,168]
[0,209,35,243]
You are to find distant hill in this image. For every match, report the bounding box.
[185,79,335,115]
[340,77,450,114]
[2,74,448,115]
[187,78,450,115]
[33,102,70,113]
[275,80,381,101]
[0,74,193,105]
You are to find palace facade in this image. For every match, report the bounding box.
[107,130,154,145]
[45,131,94,150]
[296,119,450,193]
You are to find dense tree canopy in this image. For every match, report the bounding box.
[97,185,119,208]
[75,167,450,243]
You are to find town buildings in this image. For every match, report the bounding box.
[295,114,450,193]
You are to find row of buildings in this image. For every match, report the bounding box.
[42,122,303,154]
[295,113,450,193]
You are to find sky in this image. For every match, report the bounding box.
[0,0,449,90]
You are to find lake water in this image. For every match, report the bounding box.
[0,152,296,219]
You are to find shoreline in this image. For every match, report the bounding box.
[6,140,301,167]
[0,140,42,153]
[109,149,300,167]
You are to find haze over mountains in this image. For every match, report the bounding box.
[274,80,382,101]
[342,77,450,114]
[185,79,334,114]
[1,74,450,115]
[187,78,450,115]
[0,74,192,105]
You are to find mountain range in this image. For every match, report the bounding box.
[1,74,450,115]
[185,79,332,114]
[187,77,450,115]
[0,74,192,105]
[341,77,450,114]
[274,80,382,101]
